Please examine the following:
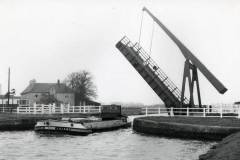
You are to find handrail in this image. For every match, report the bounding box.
[142,106,240,119]
[119,36,189,104]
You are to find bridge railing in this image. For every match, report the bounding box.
[141,107,169,115]
[16,103,101,114]
[143,105,240,119]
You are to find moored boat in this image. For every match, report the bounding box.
[34,105,130,135]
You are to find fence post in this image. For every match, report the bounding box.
[41,104,44,114]
[61,104,64,114]
[67,104,70,113]
[79,106,82,113]
[145,107,148,115]
[33,103,36,114]
[17,107,19,114]
[203,108,206,117]
[83,106,86,113]
[170,107,173,116]
[158,108,161,114]
[49,104,51,114]
[73,105,75,113]
[220,105,223,118]
[52,103,55,114]
[86,106,88,113]
[238,106,240,119]
[98,106,101,113]
[187,107,189,116]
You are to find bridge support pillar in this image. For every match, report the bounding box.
[181,60,202,108]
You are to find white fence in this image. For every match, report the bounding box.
[16,103,101,114]
[142,105,240,119]
[0,107,17,113]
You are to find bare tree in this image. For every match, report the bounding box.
[64,70,97,105]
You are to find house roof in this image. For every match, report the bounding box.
[51,83,74,93]
[21,83,74,95]
[21,83,54,95]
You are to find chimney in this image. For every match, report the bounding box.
[29,79,36,84]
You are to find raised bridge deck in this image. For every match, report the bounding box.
[116,36,189,108]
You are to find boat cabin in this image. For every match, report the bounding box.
[101,105,122,120]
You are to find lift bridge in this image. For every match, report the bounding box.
[116,7,227,109]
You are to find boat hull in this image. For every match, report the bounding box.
[34,118,130,135]
[35,125,92,135]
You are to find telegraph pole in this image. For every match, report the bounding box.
[7,67,10,110]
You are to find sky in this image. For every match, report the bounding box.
[0,0,239,105]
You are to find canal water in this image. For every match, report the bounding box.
[0,128,215,160]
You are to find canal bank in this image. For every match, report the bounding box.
[199,131,240,160]
[133,116,240,160]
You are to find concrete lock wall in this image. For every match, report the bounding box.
[133,118,240,140]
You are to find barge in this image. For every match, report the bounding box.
[34,105,130,135]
